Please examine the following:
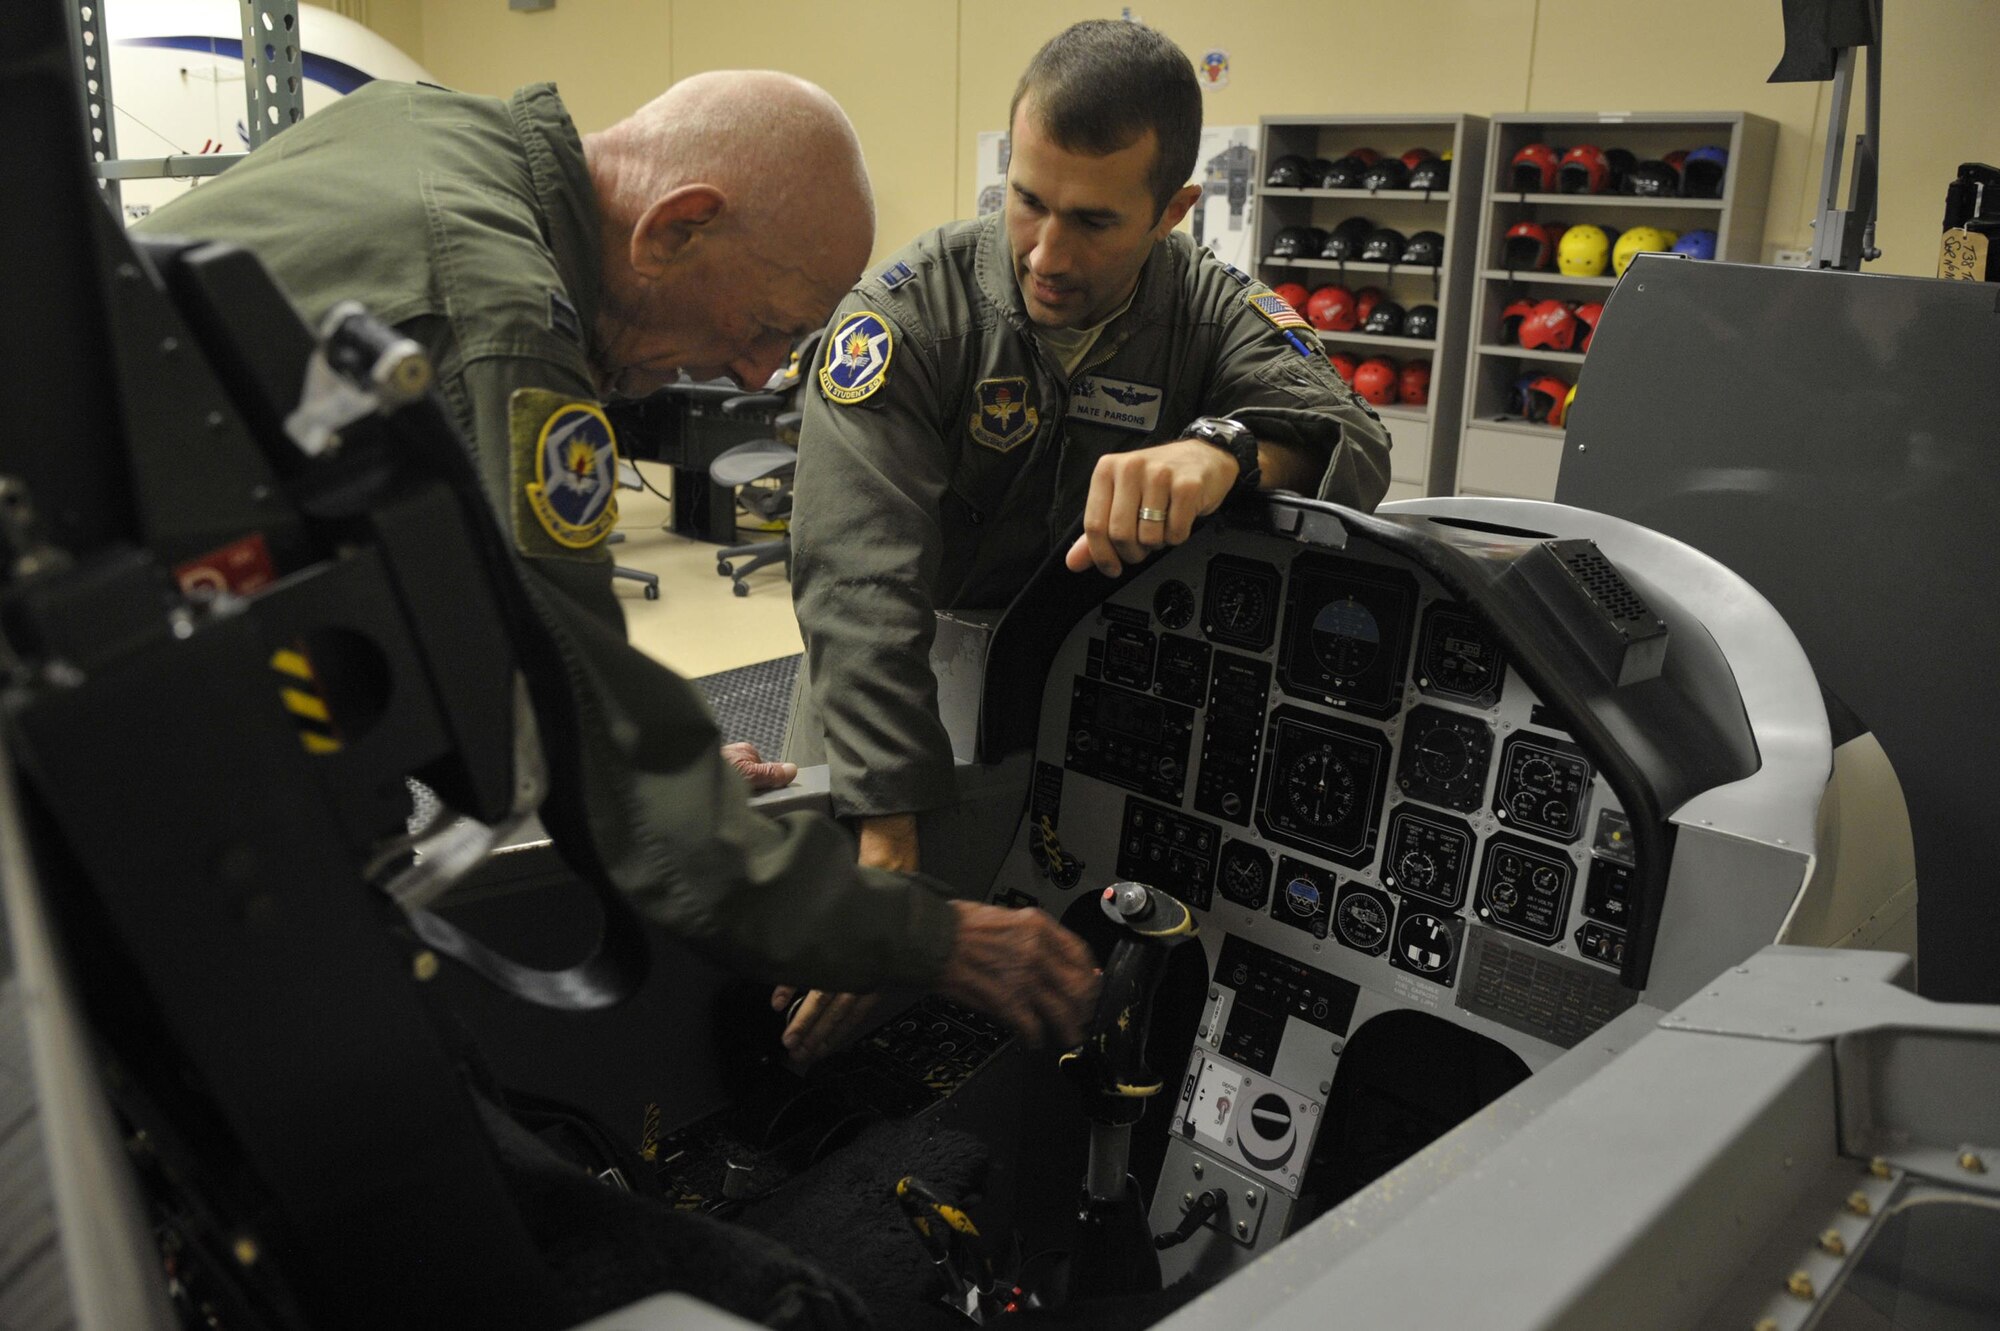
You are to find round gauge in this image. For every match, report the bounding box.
[1413,726,1473,784]
[1283,876,1323,918]
[1396,849,1437,891]
[1214,578,1267,636]
[1510,789,1539,819]
[1335,893,1390,949]
[1519,756,1557,788]
[1285,745,1359,830]
[1220,846,1270,908]
[1493,881,1520,909]
[1395,913,1456,976]
[1153,579,1195,630]
[1311,596,1381,678]
[1532,865,1561,893]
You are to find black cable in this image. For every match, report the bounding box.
[627,459,675,506]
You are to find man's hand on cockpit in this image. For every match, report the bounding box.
[722,741,797,791]
[768,987,892,1071]
[935,902,1099,1050]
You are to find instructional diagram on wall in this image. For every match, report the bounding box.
[1192,125,1258,270]
[973,125,1259,272]
[976,131,1011,218]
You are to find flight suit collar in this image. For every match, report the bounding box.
[506,84,603,365]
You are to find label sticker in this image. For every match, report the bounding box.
[819,310,894,404]
[1067,375,1163,433]
[1187,1059,1241,1147]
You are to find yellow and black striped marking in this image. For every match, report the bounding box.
[271,646,342,754]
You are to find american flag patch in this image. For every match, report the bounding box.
[1247,290,1312,333]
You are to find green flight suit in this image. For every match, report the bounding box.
[789,216,1393,819]
[135,81,958,990]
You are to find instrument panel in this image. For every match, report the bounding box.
[1011,526,1645,1101]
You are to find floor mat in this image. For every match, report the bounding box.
[695,653,801,759]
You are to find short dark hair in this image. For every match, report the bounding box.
[1009,20,1202,218]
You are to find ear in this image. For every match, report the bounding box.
[1154,182,1203,239]
[629,184,727,278]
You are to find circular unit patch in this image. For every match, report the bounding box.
[819,310,895,404]
[526,402,620,549]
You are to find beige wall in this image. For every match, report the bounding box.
[364,0,1999,278]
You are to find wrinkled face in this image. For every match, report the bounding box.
[595,235,838,397]
[1006,96,1178,330]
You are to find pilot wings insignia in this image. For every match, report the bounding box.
[969,376,1039,452]
[1102,383,1159,407]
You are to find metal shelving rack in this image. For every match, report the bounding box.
[1456,111,1775,500]
[70,0,304,220]
[1254,115,1487,501]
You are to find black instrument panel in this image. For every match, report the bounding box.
[1054,532,1636,1037]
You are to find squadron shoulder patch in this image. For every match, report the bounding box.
[509,389,620,555]
[969,377,1040,452]
[819,311,895,405]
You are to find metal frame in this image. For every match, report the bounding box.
[65,0,118,213]
[74,0,300,206]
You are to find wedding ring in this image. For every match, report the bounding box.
[1138,506,1168,523]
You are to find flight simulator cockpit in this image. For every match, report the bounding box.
[17,2,2000,1327]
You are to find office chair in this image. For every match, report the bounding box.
[710,333,818,597]
[608,460,661,600]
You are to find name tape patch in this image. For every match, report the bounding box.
[1066,375,1163,434]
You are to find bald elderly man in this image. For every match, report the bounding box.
[135,75,1097,1051]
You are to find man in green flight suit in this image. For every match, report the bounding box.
[134,70,1097,1049]
[781,21,1393,1056]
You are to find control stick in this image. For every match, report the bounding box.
[1060,881,1199,1299]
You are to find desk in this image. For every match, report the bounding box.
[607,384,779,544]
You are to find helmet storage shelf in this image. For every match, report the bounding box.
[1457,111,1777,500]
[1257,113,1489,505]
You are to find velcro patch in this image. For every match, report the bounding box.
[819,311,894,405]
[547,289,582,345]
[1067,375,1163,433]
[509,389,620,557]
[879,260,917,290]
[1246,289,1313,334]
[969,377,1040,451]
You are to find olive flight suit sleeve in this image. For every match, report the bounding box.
[789,298,961,821]
[454,348,960,992]
[1195,268,1394,512]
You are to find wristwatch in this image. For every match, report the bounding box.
[1185,416,1261,491]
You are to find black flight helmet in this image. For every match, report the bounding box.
[1401,230,1446,266]
[1266,154,1310,188]
[1320,216,1375,260]
[1361,300,1407,336]
[1307,157,1336,185]
[1605,147,1638,190]
[1319,155,1368,189]
[1403,304,1439,339]
[1360,227,1408,263]
[1359,157,1412,191]
[1271,225,1328,259]
[1408,156,1451,192]
[1623,159,1679,197]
